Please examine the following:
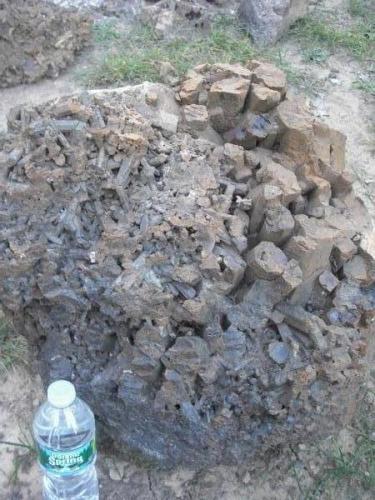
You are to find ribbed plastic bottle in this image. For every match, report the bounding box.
[33,380,99,500]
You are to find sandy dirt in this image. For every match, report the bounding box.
[0,0,374,498]
[0,367,43,499]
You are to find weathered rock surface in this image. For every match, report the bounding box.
[0,0,91,88]
[0,61,374,469]
[239,0,309,46]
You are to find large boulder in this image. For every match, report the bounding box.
[239,0,309,45]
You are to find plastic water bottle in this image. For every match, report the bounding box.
[33,380,99,499]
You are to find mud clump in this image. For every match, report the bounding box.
[0,62,374,468]
[0,0,91,88]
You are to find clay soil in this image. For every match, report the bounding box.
[0,0,91,88]
[0,0,374,499]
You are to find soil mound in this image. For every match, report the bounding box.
[0,0,91,88]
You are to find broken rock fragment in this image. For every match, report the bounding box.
[179,75,204,105]
[249,60,287,94]
[259,205,295,245]
[247,241,288,281]
[208,77,251,132]
[182,104,209,131]
[248,83,281,113]
[162,336,210,375]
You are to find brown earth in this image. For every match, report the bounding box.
[0,0,91,88]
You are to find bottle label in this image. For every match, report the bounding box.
[37,439,96,474]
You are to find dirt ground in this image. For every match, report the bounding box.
[0,0,374,498]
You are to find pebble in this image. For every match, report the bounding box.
[268,341,289,364]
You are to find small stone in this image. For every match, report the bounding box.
[106,458,125,481]
[337,428,356,454]
[54,153,66,167]
[154,110,179,134]
[224,143,245,169]
[306,177,331,218]
[179,75,204,105]
[256,159,301,204]
[250,60,287,94]
[159,61,179,86]
[155,10,174,38]
[270,310,284,325]
[249,83,281,113]
[319,270,339,293]
[343,255,369,284]
[224,112,279,149]
[332,238,357,271]
[268,341,289,364]
[183,104,209,131]
[277,303,328,351]
[162,336,210,374]
[145,91,158,106]
[276,98,314,166]
[198,90,208,105]
[247,241,288,281]
[278,258,303,295]
[208,77,251,128]
[240,3,308,46]
[259,205,295,245]
[211,63,252,80]
[249,183,283,234]
[242,471,251,485]
[149,154,168,167]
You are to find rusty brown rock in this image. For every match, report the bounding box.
[208,77,251,132]
[210,63,253,80]
[256,159,301,204]
[249,60,287,94]
[179,75,204,105]
[248,83,281,113]
[182,104,209,131]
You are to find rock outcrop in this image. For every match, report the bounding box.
[0,61,374,468]
[239,0,309,45]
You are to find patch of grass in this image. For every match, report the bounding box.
[290,14,375,60]
[0,427,36,485]
[0,319,27,373]
[353,76,375,95]
[302,47,329,64]
[348,0,374,18]
[292,389,375,499]
[93,19,120,43]
[81,15,318,95]
[82,17,257,86]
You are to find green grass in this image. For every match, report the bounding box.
[290,11,375,60]
[82,17,258,86]
[353,76,375,95]
[302,47,329,64]
[0,319,27,373]
[93,19,121,43]
[82,16,313,93]
[0,426,36,486]
[348,0,374,18]
[292,389,375,499]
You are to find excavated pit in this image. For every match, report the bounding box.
[0,61,374,468]
[0,0,91,88]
